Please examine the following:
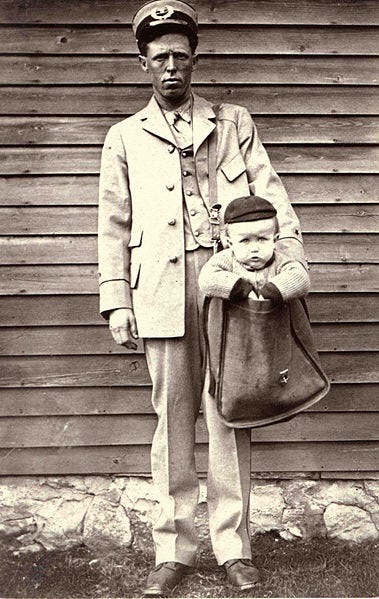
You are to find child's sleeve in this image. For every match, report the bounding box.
[260,261,311,302]
[199,250,255,300]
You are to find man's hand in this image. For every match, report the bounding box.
[109,308,138,350]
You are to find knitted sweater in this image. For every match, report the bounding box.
[198,248,310,302]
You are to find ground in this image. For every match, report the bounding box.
[1,523,378,598]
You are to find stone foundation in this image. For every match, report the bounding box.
[0,475,378,554]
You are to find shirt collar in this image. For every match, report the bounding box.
[162,96,192,123]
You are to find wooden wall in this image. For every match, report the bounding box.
[0,0,378,478]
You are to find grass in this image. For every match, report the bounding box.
[0,528,378,598]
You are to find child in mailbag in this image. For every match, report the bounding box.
[199,195,329,428]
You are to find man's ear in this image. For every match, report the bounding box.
[225,235,232,248]
[139,55,149,72]
[274,232,280,241]
[192,54,198,71]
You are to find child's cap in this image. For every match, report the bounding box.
[224,195,277,224]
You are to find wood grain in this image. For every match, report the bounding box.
[1,205,377,234]
[1,322,376,356]
[2,116,378,145]
[0,412,377,448]
[1,85,376,115]
[1,293,377,326]
[1,25,378,55]
[1,145,378,175]
[1,233,377,265]
[2,263,378,295]
[0,355,151,387]
[1,175,377,206]
[2,56,377,85]
[0,383,377,416]
[0,0,377,479]
[0,442,377,476]
[0,0,377,25]
[0,352,377,387]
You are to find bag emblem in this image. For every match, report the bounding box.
[151,5,174,19]
[279,369,289,385]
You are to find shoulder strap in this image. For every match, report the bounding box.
[208,104,221,208]
[208,104,222,253]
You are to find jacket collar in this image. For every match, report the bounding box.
[139,92,216,154]
[139,95,177,145]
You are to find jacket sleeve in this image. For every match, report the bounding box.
[262,261,311,302]
[198,250,254,299]
[236,107,307,267]
[98,124,133,318]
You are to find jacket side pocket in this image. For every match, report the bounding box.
[130,261,141,289]
[129,228,143,289]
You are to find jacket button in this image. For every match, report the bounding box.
[169,256,178,263]
[194,230,200,237]
[190,209,197,216]
[168,145,175,153]
[168,219,176,226]
[185,190,192,196]
[182,151,187,157]
[183,170,190,176]
[166,184,175,191]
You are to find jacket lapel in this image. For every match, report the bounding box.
[139,96,177,144]
[139,93,216,153]
[192,93,216,156]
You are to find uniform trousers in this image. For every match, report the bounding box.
[144,247,252,567]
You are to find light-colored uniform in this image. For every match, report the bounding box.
[98,92,305,566]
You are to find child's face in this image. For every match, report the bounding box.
[226,218,276,270]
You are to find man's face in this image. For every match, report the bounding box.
[139,32,197,108]
[227,218,277,270]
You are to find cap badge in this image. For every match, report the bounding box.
[151,5,174,20]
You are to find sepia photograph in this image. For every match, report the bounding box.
[0,0,378,597]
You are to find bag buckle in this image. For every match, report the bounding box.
[209,203,222,253]
[279,369,289,385]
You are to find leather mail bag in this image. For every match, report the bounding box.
[204,296,330,428]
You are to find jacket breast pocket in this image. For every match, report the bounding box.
[128,227,143,289]
[220,153,247,182]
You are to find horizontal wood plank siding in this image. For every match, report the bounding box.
[1,175,378,205]
[0,384,377,416]
[2,55,378,85]
[1,294,378,325]
[1,25,377,55]
[2,234,378,264]
[1,145,378,175]
[0,0,377,25]
[1,116,378,145]
[0,0,378,476]
[2,85,377,114]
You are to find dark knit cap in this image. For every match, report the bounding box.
[224,195,277,224]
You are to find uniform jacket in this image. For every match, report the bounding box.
[98,93,305,337]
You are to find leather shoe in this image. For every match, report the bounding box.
[224,558,260,590]
[143,561,191,597]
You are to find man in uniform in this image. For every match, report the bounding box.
[98,1,306,595]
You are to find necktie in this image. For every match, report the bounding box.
[166,111,192,147]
